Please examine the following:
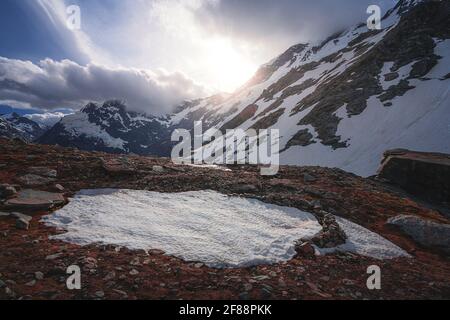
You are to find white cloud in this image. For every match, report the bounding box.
[24,112,68,127]
[0,57,208,116]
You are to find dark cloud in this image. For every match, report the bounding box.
[0,57,208,116]
[195,0,395,48]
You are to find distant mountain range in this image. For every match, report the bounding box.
[2,0,449,176]
[0,112,46,141]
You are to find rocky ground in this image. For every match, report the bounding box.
[0,138,449,300]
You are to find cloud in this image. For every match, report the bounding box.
[0,57,208,116]
[24,111,67,127]
[194,0,395,46]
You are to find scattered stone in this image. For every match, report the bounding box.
[129,269,139,276]
[11,212,32,221]
[194,263,204,269]
[113,289,128,298]
[387,215,450,255]
[17,174,56,187]
[243,283,253,291]
[261,288,272,299]
[35,272,44,280]
[45,253,63,261]
[5,287,16,298]
[54,184,65,192]
[0,184,17,198]
[303,173,317,183]
[95,291,105,298]
[130,257,141,266]
[103,271,116,281]
[28,167,58,178]
[0,212,11,218]
[25,280,36,287]
[239,292,250,300]
[234,184,258,193]
[152,165,165,173]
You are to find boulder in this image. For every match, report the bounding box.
[27,167,58,178]
[16,218,30,230]
[387,215,450,255]
[0,184,17,198]
[378,149,450,204]
[17,174,56,187]
[5,190,65,211]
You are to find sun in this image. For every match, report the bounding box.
[204,38,258,93]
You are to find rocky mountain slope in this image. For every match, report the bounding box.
[36,0,450,177]
[169,0,450,177]
[0,113,45,141]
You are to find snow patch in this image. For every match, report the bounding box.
[43,189,409,268]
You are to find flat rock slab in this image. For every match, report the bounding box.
[5,190,65,211]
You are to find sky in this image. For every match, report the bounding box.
[0,0,396,117]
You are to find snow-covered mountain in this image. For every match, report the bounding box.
[167,0,450,176]
[38,0,449,176]
[0,112,46,141]
[38,100,172,156]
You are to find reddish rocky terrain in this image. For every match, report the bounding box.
[0,138,449,300]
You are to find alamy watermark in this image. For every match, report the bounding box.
[171,122,280,175]
[66,5,81,30]
[367,265,381,290]
[367,5,382,30]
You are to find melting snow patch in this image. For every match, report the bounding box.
[42,189,409,268]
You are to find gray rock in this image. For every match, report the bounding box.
[152,165,165,173]
[54,184,65,192]
[45,253,63,260]
[27,167,58,178]
[303,173,317,183]
[384,72,399,82]
[25,280,36,287]
[0,212,11,218]
[11,212,32,222]
[35,272,44,280]
[15,218,30,230]
[235,184,258,193]
[0,184,17,198]
[17,174,56,187]
[387,215,450,254]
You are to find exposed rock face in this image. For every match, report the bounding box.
[378,149,450,204]
[387,215,450,255]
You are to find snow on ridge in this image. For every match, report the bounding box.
[43,189,409,268]
[61,112,127,151]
